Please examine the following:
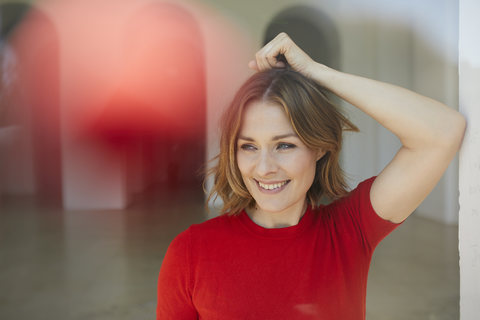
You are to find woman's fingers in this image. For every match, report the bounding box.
[250,32,315,76]
[248,59,283,71]
[264,33,289,70]
[251,38,272,71]
[255,45,277,71]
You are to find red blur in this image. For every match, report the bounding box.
[1,0,209,206]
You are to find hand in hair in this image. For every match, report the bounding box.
[248,32,316,78]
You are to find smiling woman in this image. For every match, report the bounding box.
[209,68,358,219]
[156,33,465,320]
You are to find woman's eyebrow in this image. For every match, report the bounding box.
[237,135,254,141]
[237,133,298,141]
[272,133,298,141]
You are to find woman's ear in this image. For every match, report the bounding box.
[316,149,327,161]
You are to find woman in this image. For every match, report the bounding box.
[157,33,465,319]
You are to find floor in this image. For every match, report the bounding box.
[0,187,459,320]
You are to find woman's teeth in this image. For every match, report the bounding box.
[258,180,288,190]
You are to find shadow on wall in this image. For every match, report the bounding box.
[264,5,340,70]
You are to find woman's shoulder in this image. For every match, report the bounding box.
[324,176,377,209]
[314,176,377,223]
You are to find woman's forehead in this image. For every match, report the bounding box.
[239,100,295,136]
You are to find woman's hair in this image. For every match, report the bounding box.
[206,68,358,215]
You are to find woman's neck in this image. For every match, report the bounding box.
[246,200,308,229]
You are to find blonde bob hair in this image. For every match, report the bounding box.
[207,68,358,215]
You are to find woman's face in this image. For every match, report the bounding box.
[236,100,323,216]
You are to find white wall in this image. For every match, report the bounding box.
[459,0,480,318]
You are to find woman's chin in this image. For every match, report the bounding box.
[253,201,289,215]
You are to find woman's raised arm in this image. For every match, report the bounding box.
[250,32,466,223]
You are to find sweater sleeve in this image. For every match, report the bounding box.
[156,228,197,319]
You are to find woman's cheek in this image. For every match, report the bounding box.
[282,150,317,177]
[279,151,307,170]
[236,152,253,174]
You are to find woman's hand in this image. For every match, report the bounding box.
[248,32,316,78]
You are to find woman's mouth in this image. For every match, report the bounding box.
[255,179,291,193]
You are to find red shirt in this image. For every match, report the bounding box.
[157,177,400,319]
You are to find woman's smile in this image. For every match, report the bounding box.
[255,179,291,193]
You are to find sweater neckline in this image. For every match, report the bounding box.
[237,206,314,239]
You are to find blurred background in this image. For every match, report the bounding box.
[0,0,462,319]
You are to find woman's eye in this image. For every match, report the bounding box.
[277,143,296,150]
[240,144,257,151]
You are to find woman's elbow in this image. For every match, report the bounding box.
[443,112,467,151]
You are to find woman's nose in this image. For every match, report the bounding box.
[256,150,277,176]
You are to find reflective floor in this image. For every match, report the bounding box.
[0,188,458,320]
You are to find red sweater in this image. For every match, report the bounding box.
[157,177,400,319]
